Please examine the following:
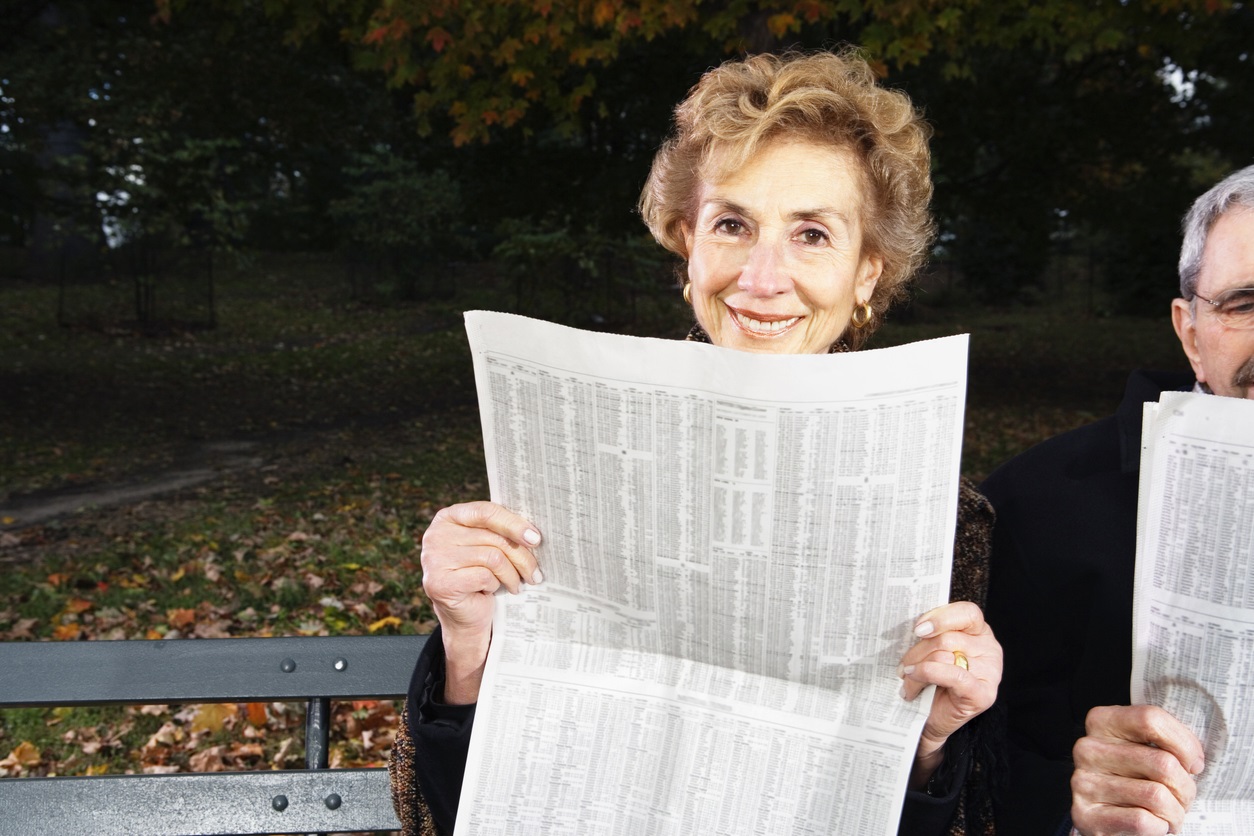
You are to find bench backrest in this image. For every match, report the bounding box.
[0,634,427,836]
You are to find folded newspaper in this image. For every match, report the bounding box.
[1132,391,1254,835]
[456,311,970,836]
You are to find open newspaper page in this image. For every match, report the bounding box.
[1132,391,1254,835]
[456,311,969,836]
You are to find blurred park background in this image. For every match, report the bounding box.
[0,0,1248,779]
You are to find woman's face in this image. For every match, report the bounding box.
[682,139,882,355]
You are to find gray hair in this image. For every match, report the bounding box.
[1179,164,1254,298]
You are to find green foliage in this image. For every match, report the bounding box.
[491,217,672,328]
[328,148,467,301]
[3,0,420,261]
[329,149,462,254]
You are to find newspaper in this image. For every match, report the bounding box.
[1132,391,1254,834]
[456,311,969,836]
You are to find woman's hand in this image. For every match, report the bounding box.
[899,601,1002,790]
[420,501,544,705]
[1069,705,1203,836]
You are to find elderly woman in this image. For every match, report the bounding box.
[390,49,1001,836]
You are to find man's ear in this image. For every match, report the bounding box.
[1171,298,1207,384]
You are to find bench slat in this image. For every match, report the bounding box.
[0,635,427,706]
[0,767,400,836]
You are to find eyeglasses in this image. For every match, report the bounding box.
[1193,287,1254,330]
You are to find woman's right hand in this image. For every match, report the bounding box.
[420,501,544,704]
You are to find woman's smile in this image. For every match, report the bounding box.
[727,306,802,336]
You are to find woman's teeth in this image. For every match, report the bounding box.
[734,313,798,333]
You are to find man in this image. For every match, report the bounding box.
[981,164,1254,836]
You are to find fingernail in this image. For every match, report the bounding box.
[523,529,541,546]
[1191,756,1205,775]
[902,665,916,676]
[914,621,934,637]
[899,683,909,700]
[532,568,544,585]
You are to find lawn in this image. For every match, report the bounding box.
[0,252,1190,779]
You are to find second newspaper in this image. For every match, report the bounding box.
[457,311,970,836]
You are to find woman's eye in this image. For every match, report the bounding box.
[800,228,829,245]
[714,218,745,235]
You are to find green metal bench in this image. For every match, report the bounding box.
[0,634,427,836]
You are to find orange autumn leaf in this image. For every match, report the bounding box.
[52,624,82,641]
[245,702,268,726]
[5,741,41,767]
[167,608,196,629]
[64,598,93,614]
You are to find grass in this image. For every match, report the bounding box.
[0,252,1191,779]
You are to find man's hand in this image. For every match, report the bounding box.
[1071,704,1205,836]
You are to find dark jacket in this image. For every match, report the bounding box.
[980,369,1195,836]
[390,481,999,836]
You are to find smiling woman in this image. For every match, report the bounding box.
[679,140,881,355]
[391,49,1001,836]
[640,49,935,352]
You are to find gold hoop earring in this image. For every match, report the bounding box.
[682,283,692,305]
[851,302,873,329]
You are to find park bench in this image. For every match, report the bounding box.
[0,633,428,836]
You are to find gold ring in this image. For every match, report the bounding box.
[952,650,969,670]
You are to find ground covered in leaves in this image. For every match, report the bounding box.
[0,255,1189,787]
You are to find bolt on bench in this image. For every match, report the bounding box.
[0,634,427,836]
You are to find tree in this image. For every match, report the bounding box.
[3,0,418,260]
[161,0,1233,145]
[328,148,463,300]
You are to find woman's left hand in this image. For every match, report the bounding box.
[899,601,1002,789]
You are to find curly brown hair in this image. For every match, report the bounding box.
[639,49,934,349]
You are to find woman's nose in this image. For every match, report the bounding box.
[737,237,790,295]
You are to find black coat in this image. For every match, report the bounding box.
[980,369,1195,836]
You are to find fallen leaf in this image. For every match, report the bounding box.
[191,619,231,639]
[229,742,264,760]
[3,741,41,767]
[64,598,93,614]
[144,721,181,749]
[189,745,227,772]
[190,703,237,734]
[272,737,297,767]
[2,618,37,640]
[167,608,196,629]
[52,624,82,641]
[245,702,268,727]
[367,616,401,633]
